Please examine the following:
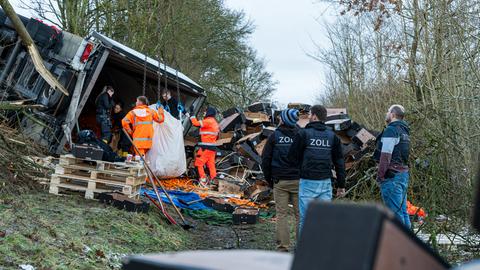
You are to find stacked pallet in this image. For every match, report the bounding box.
[49,155,146,199]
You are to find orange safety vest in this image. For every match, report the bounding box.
[190,116,219,146]
[122,105,164,149]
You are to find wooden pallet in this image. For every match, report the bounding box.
[59,154,145,177]
[49,155,146,200]
[54,165,145,186]
[49,174,142,199]
[49,184,140,200]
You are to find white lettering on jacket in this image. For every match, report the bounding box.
[279,136,293,143]
[309,139,331,147]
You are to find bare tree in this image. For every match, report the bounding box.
[315,0,480,246]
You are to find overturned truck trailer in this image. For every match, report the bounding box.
[0,9,206,154]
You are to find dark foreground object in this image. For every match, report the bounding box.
[122,250,292,270]
[122,202,449,270]
[292,202,449,270]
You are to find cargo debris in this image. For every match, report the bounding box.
[185,102,377,205]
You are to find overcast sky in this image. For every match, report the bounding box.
[225,0,336,105]
[10,0,337,106]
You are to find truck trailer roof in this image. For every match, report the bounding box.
[91,31,204,95]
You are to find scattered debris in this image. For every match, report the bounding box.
[98,192,150,213]
[186,103,377,201]
[233,207,260,225]
[83,245,92,255]
[176,103,379,225]
[19,264,35,270]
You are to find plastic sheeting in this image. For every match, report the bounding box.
[142,188,211,211]
[146,105,187,178]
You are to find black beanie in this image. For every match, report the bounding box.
[205,107,217,117]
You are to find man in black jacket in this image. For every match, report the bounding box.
[95,86,115,143]
[288,105,346,232]
[262,109,301,252]
[161,89,180,119]
[374,104,411,228]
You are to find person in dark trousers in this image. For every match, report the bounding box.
[287,105,346,232]
[161,89,180,119]
[262,108,301,252]
[95,86,115,143]
[374,104,411,229]
[111,102,131,157]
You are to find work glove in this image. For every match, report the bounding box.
[177,103,185,114]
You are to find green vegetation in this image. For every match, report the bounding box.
[315,0,480,251]
[0,191,190,269]
[0,189,279,269]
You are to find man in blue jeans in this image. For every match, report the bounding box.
[287,105,346,232]
[374,104,411,229]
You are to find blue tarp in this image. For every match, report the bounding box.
[141,188,211,211]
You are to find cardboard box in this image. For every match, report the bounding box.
[255,139,268,156]
[220,113,246,132]
[244,111,270,124]
[233,207,260,225]
[353,128,376,148]
[325,118,352,131]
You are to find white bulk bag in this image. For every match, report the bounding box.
[146,105,186,178]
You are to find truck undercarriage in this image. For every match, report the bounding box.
[0,9,205,154]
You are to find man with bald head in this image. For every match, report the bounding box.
[374,104,411,228]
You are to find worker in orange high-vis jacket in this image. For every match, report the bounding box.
[122,96,164,157]
[190,107,219,187]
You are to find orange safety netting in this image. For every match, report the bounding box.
[159,178,198,192]
[407,200,426,217]
[228,197,266,208]
[157,178,265,208]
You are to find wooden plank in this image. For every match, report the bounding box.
[59,164,145,177]
[49,183,111,194]
[50,181,142,195]
[49,183,140,199]
[58,155,145,176]
[52,173,145,188]
[55,165,145,185]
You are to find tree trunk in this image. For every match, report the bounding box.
[0,0,69,96]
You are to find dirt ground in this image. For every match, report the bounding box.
[190,220,278,250]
